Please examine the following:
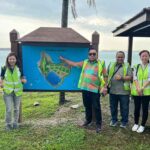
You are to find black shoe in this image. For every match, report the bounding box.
[82,121,91,127]
[5,124,12,131]
[96,125,101,133]
[13,123,19,129]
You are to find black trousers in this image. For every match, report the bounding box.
[82,90,102,126]
[133,96,150,126]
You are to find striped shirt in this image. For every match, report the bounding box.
[80,60,106,93]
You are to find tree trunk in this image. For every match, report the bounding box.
[61,0,69,28]
[60,0,69,105]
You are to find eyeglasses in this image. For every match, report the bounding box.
[89,53,96,56]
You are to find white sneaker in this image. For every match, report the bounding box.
[137,125,145,133]
[132,124,139,131]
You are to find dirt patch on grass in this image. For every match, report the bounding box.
[24,101,84,127]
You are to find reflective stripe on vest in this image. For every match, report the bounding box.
[3,66,23,96]
[78,59,105,89]
[4,87,22,92]
[131,64,150,96]
[4,81,21,85]
[108,62,130,91]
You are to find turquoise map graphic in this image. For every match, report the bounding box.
[22,44,89,91]
[38,52,71,87]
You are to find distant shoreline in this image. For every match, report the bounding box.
[0,48,141,52]
[0,48,10,51]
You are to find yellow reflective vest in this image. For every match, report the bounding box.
[78,59,105,90]
[108,62,130,91]
[3,66,23,96]
[131,64,150,96]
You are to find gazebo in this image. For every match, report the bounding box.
[112,7,150,65]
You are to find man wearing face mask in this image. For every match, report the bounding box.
[60,48,107,133]
[107,51,132,128]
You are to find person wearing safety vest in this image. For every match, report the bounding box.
[107,51,132,128]
[0,52,27,131]
[60,48,107,133]
[131,50,150,133]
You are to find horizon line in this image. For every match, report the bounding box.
[0,48,143,52]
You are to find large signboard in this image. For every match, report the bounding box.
[22,44,89,91]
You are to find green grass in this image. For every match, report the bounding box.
[0,92,59,120]
[0,92,150,150]
[22,92,59,119]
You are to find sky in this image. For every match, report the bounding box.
[0,0,150,50]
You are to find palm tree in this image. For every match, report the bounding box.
[61,0,96,27]
[60,0,96,104]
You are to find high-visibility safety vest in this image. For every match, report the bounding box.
[3,66,23,96]
[131,64,150,96]
[78,59,105,90]
[108,62,130,91]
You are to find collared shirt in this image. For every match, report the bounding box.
[108,63,132,95]
[80,60,106,93]
[133,63,150,81]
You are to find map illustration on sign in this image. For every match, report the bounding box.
[22,45,89,91]
[38,52,71,87]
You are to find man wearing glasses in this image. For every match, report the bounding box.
[60,48,107,133]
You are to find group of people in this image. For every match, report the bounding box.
[60,49,150,133]
[0,49,149,134]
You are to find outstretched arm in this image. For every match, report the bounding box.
[60,56,83,67]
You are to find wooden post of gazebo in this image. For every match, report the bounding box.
[92,31,99,53]
[10,29,22,123]
[10,29,19,55]
[91,31,100,122]
[127,36,133,65]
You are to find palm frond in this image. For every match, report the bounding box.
[70,0,96,19]
[70,0,78,18]
[87,0,96,7]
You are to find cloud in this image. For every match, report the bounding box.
[70,22,150,51]
[0,14,59,47]
[0,0,61,20]
[0,0,150,50]
[1,14,150,51]
[74,16,119,27]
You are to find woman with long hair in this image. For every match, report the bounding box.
[0,52,26,130]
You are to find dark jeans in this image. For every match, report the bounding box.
[82,90,102,126]
[109,94,129,125]
[133,96,150,126]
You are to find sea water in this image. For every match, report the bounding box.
[0,49,141,69]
